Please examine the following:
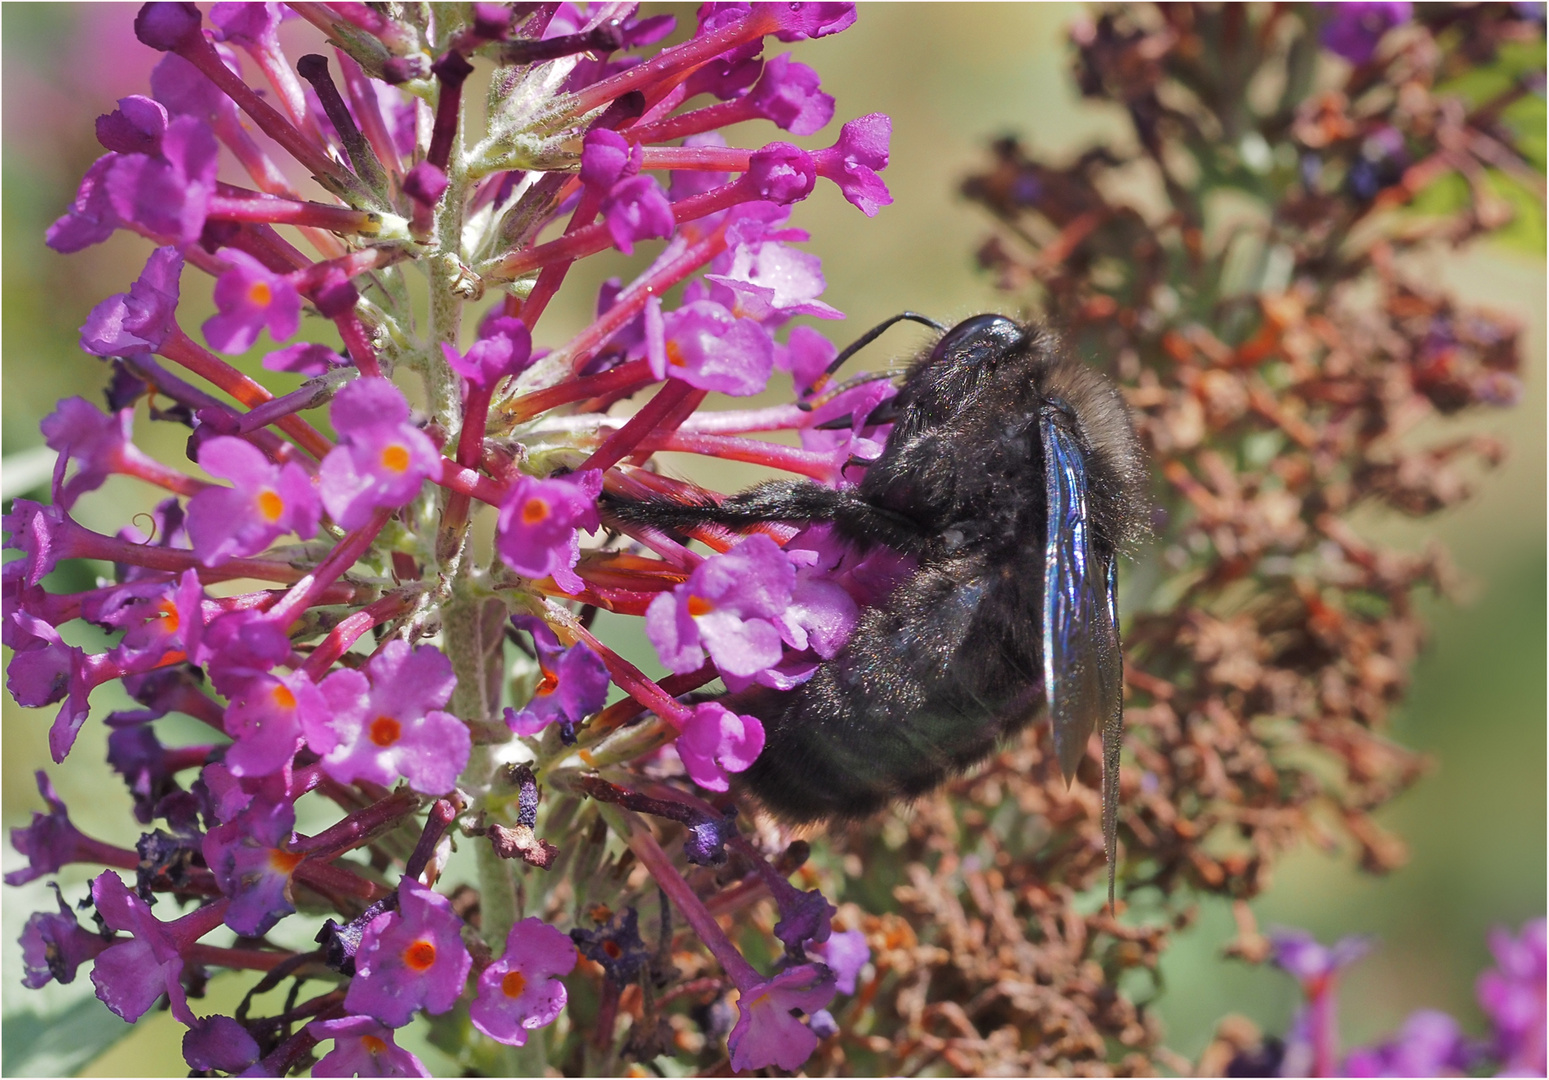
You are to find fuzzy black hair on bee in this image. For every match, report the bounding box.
[602,314,1148,906]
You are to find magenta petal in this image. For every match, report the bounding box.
[677,703,765,792]
[209,0,282,46]
[79,246,183,357]
[40,397,133,509]
[92,938,176,1023]
[643,296,669,381]
[645,590,706,674]
[182,1015,261,1074]
[223,673,328,777]
[104,115,218,243]
[727,963,837,1072]
[89,872,195,1024]
[264,341,343,375]
[19,890,110,988]
[769,3,857,42]
[699,610,784,677]
[495,471,602,581]
[310,1016,429,1077]
[319,380,443,528]
[814,114,893,216]
[187,437,319,565]
[470,917,577,1046]
[96,95,170,155]
[750,54,834,135]
[334,377,411,432]
[580,128,635,193]
[204,249,302,353]
[603,175,675,255]
[367,639,457,717]
[343,881,472,1027]
[810,929,870,995]
[47,155,123,252]
[314,644,468,794]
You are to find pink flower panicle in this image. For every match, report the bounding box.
[1230,923,1547,1077]
[8,3,890,1073]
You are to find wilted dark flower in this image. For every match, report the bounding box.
[842,3,1543,1073]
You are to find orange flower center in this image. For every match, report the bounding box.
[687,595,714,617]
[380,444,410,473]
[362,1035,388,1055]
[271,683,297,710]
[248,280,273,307]
[157,598,180,633]
[257,488,285,523]
[369,716,402,747]
[403,939,437,971]
[268,849,304,874]
[535,670,559,696]
[665,341,687,367]
[521,497,550,525]
[501,970,528,999]
[602,940,623,960]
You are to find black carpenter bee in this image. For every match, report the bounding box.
[603,314,1148,901]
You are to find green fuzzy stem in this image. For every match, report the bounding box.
[474,819,520,956]
[445,588,517,954]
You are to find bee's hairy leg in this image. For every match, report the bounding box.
[602,480,927,552]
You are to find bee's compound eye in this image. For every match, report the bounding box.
[932,314,1023,366]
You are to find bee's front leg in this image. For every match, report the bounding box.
[601,480,928,552]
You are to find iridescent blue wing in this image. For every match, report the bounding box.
[1040,412,1123,786]
[1101,554,1122,908]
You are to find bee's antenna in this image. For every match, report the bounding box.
[803,311,946,398]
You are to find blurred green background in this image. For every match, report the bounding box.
[3,3,1543,1073]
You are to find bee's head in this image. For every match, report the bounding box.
[896,314,1030,434]
[910,314,1149,551]
[928,314,1024,368]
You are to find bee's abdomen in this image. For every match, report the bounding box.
[739,702,909,820]
[736,557,1041,822]
[740,687,1021,822]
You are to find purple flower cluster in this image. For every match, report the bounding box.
[1477,919,1547,1075]
[1317,2,1413,65]
[8,2,890,1074]
[1253,921,1547,1077]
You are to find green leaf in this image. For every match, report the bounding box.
[1,996,135,1078]
[1,874,136,1076]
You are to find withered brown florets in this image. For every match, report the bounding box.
[796,5,1540,1075]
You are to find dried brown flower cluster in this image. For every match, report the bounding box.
[789,4,1543,1074]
